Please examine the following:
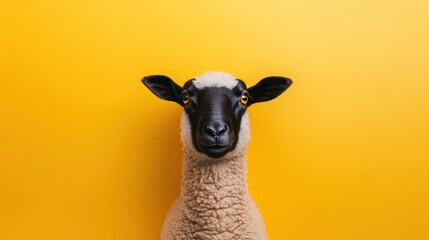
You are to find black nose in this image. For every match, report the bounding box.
[204,122,227,139]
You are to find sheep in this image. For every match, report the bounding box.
[142,72,292,240]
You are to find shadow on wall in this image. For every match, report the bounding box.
[129,104,182,239]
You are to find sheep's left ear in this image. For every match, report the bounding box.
[142,75,184,106]
[247,76,292,106]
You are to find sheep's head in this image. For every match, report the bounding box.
[142,72,292,159]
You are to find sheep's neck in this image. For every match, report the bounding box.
[181,155,249,225]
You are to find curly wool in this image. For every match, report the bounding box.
[160,112,267,240]
[193,71,238,90]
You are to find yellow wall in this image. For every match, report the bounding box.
[1,1,429,239]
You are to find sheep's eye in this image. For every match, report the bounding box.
[240,93,249,105]
[182,92,190,105]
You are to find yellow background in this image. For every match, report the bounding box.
[1,0,429,239]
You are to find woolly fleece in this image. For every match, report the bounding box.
[160,110,267,240]
[193,72,238,90]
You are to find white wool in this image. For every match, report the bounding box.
[193,71,238,89]
[161,111,267,239]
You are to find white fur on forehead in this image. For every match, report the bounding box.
[193,72,238,90]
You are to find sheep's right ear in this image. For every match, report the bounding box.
[142,75,184,106]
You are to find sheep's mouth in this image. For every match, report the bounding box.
[199,144,232,158]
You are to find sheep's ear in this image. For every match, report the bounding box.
[142,75,184,106]
[247,76,292,106]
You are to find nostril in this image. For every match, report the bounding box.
[218,125,227,134]
[204,123,228,138]
[205,126,216,136]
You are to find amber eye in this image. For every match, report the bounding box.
[240,93,249,105]
[182,92,190,105]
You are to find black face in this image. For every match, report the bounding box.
[181,80,248,158]
[142,73,292,159]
